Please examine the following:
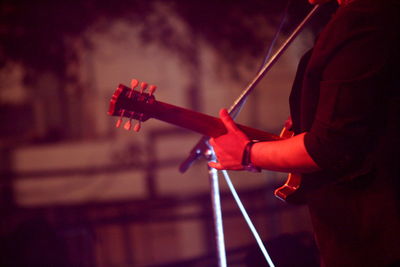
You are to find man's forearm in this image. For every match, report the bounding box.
[252,132,320,173]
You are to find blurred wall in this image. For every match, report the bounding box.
[0,1,319,266]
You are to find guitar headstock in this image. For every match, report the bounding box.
[108,79,157,132]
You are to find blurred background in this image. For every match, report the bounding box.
[0,0,336,266]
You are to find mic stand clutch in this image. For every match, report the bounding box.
[179,136,209,173]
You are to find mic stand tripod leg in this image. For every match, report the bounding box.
[205,148,227,267]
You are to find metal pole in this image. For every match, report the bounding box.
[206,149,227,267]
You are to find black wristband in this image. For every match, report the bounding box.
[242,140,261,172]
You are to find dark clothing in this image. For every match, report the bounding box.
[290,0,400,266]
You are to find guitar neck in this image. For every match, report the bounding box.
[109,84,280,141]
[140,98,279,142]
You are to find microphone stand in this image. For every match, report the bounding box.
[179,5,320,267]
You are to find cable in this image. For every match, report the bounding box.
[229,0,292,120]
[260,0,292,69]
[221,170,275,267]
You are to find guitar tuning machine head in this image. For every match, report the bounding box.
[124,119,132,130]
[140,82,148,94]
[131,79,139,89]
[126,113,136,131]
[115,109,126,128]
[133,121,141,132]
[119,112,144,132]
[115,118,123,128]
[123,111,136,131]
[148,85,157,96]
[133,113,145,132]
[127,79,139,99]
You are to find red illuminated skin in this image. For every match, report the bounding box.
[208,109,319,173]
[208,0,350,173]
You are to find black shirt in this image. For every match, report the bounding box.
[290,0,400,266]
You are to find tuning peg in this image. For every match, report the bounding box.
[133,121,141,132]
[127,79,139,99]
[115,118,123,128]
[148,85,157,96]
[134,113,145,132]
[127,90,133,99]
[124,119,132,130]
[140,82,148,93]
[115,110,125,128]
[131,79,139,89]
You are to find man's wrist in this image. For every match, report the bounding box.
[242,140,261,172]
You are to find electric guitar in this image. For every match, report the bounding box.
[108,81,301,202]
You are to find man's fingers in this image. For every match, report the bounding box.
[284,115,293,130]
[209,138,216,147]
[219,108,239,133]
[208,161,223,170]
[209,161,245,171]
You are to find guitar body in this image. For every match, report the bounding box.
[108,83,303,202]
[274,173,301,201]
[271,125,303,203]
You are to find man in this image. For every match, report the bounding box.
[208,0,400,266]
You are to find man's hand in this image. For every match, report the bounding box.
[208,108,250,170]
